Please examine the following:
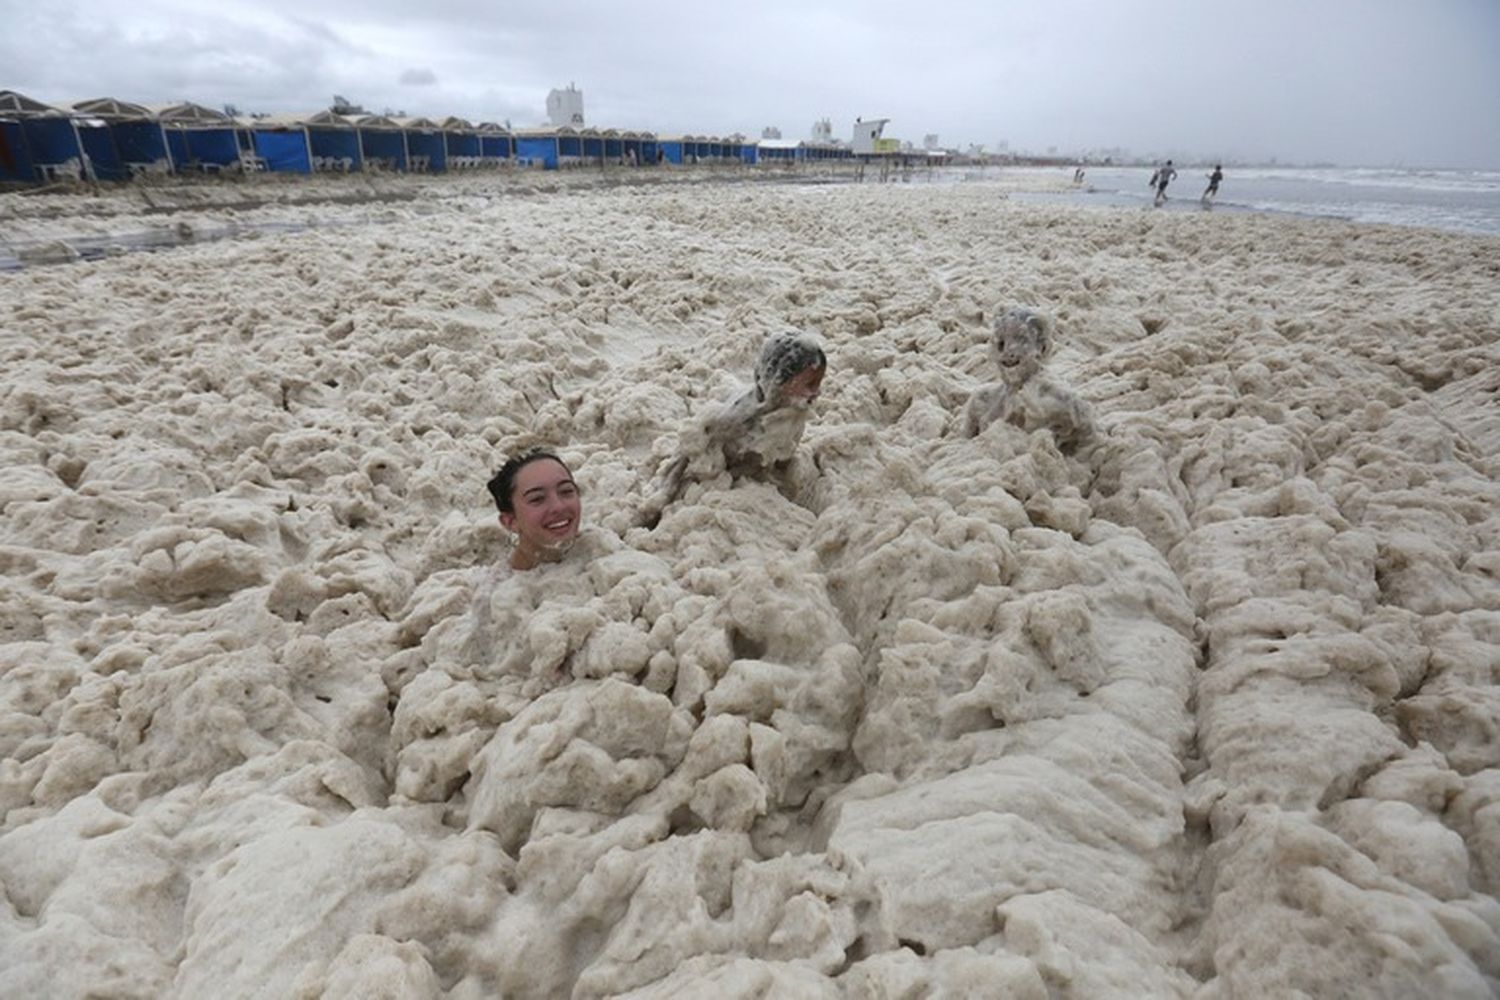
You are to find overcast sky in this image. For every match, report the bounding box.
[4,0,1497,168]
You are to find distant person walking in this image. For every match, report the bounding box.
[1203,164,1224,204]
[1149,160,1177,206]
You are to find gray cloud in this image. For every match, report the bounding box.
[2,0,1497,167]
[399,68,437,86]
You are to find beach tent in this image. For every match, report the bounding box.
[440,117,481,168]
[351,115,408,172]
[301,111,362,172]
[618,130,647,166]
[237,114,314,173]
[657,136,686,165]
[637,131,658,166]
[601,128,625,163]
[513,128,560,169]
[555,126,582,167]
[394,117,446,173]
[757,138,804,163]
[475,122,512,165]
[69,98,172,180]
[579,127,604,166]
[153,102,240,172]
[0,116,35,183]
[1,90,88,181]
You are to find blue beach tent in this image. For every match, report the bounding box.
[757,138,804,163]
[0,115,34,183]
[69,99,172,180]
[475,122,513,165]
[514,128,560,169]
[579,127,604,166]
[352,115,408,172]
[638,132,659,165]
[618,130,641,165]
[1,90,88,181]
[153,102,240,172]
[395,117,446,173]
[238,114,314,173]
[602,130,622,162]
[302,111,362,172]
[555,126,582,167]
[441,117,482,169]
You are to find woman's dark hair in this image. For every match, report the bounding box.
[487,448,567,514]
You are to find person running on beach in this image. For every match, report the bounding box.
[638,330,828,526]
[1203,164,1224,203]
[1150,160,1177,206]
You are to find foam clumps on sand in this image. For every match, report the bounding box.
[2,173,1498,997]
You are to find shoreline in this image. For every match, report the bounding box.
[3,163,1494,273]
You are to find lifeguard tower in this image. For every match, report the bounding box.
[852,117,891,155]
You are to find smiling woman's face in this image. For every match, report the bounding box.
[501,458,581,568]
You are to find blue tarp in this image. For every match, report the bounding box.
[582,136,603,162]
[405,131,445,172]
[77,123,124,181]
[253,130,311,173]
[659,141,683,164]
[0,120,36,181]
[446,132,480,159]
[558,135,581,159]
[359,129,407,171]
[515,136,557,168]
[166,127,239,170]
[308,127,361,170]
[640,139,659,164]
[112,121,170,172]
[741,144,758,164]
[479,134,511,160]
[21,117,82,169]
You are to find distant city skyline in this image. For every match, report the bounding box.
[3,0,1498,169]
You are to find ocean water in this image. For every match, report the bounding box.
[1006,165,1500,237]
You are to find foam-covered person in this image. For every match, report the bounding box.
[638,330,827,526]
[962,306,1096,453]
[459,447,627,673]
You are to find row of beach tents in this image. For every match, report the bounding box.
[0,90,857,184]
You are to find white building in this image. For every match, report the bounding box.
[923,133,940,151]
[546,83,584,127]
[851,117,889,155]
[762,126,782,139]
[811,118,833,142]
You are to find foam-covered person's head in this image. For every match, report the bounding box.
[990,307,1053,387]
[487,449,581,569]
[754,331,827,408]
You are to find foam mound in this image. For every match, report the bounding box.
[2,176,1497,998]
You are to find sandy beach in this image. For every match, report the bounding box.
[2,169,1498,997]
